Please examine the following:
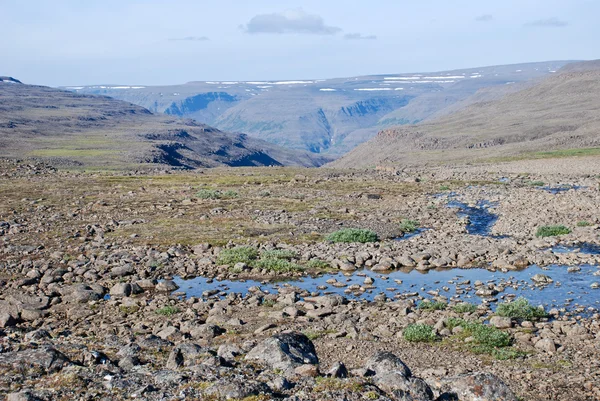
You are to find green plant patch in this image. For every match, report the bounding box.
[399,219,419,233]
[156,306,180,316]
[196,189,239,200]
[417,300,447,311]
[217,246,259,265]
[326,228,378,243]
[535,225,571,237]
[255,258,303,273]
[260,249,298,260]
[306,259,331,269]
[496,297,547,320]
[577,221,591,227]
[452,303,477,314]
[403,324,437,342]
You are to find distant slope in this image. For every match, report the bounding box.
[65,61,574,156]
[0,81,330,169]
[330,60,600,168]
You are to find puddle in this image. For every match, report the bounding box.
[395,228,428,241]
[447,200,499,236]
[173,264,599,314]
[550,243,600,255]
[539,185,584,194]
[498,177,510,183]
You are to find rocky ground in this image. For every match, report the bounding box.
[1,159,599,400]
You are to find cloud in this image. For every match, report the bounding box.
[168,36,210,41]
[242,8,342,35]
[344,33,377,40]
[475,14,493,22]
[525,17,568,27]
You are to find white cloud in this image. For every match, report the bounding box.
[344,33,377,40]
[168,36,210,41]
[242,8,341,35]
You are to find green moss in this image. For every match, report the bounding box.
[260,249,297,260]
[577,221,591,227]
[535,225,571,237]
[255,258,303,273]
[196,189,238,199]
[326,228,378,243]
[306,259,331,269]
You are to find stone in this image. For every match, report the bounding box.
[190,324,225,340]
[166,343,208,369]
[489,316,512,329]
[0,346,71,373]
[531,274,553,284]
[6,391,40,401]
[326,361,348,378]
[0,311,17,328]
[156,280,179,292]
[436,372,518,401]
[245,332,318,376]
[304,294,347,308]
[217,343,243,360]
[204,378,270,400]
[294,363,319,377]
[364,351,432,400]
[110,264,134,278]
[110,283,132,297]
[535,338,557,353]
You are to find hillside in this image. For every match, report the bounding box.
[0,81,330,169]
[330,60,600,168]
[65,61,573,156]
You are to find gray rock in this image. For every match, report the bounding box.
[156,280,179,292]
[189,324,225,340]
[110,283,132,297]
[0,311,17,328]
[245,332,318,375]
[326,361,348,378]
[436,372,518,401]
[166,343,209,369]
[6,391,40,401]
[535,338,557,353]
[204,378,270,400]
[110,264,134,278]
[217,343,243,360]
[489,316,512,329]
[0,346,71,373]
[365,351,432,400]
[304,294,347,308]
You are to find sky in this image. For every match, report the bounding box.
[1,0,598,86]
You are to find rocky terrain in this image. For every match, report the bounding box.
[1,158,599,400]
[0,81,330,170]
[332,60,600,169]
[64,61,571,156]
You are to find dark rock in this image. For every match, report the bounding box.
[245,332,318,375]
[204,378,270,399]
[0,346,71,373]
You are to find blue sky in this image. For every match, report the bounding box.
[1,0,598,86]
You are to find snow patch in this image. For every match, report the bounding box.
[354,88,393,91]
[319,88,337,91]
[273,80,314,85]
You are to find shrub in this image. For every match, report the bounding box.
[577,221,591,227]
[326,228,378,243]
[453,303,477,314]
[447,319,516,358]
[156,306,180,316]
[217,246,259,265]
[417,300,447,311]
[196,189,238,200]
[399,219,419,233]
[403,324,437,342]
[439,185,450,191]
[535,225,571,237]
[255,258,304,273]
[260,249,297,260]
[496,297,547,320]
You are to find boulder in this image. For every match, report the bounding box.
[0,346,71,373]
[245,332,318,376]
[435,372,518,401]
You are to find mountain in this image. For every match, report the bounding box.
[64,61,573,156]
[330,60,600,168]
[0,81,331,169]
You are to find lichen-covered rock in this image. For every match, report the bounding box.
[435,372,518,401]
[245,332,318,375]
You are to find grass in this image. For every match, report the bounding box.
[326,228,378,243]
[403,324,437,342]
[399,219,419,233]
[527,180,545,187]
[453,302,477,314]
[439,185,451,191]
[535,225,571,237]
[156,306,181,316]
[217,246,259,265]
[577,221,591,227]
[196,189,239,200]
[496,297,547,321]
[417,300,447,311]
